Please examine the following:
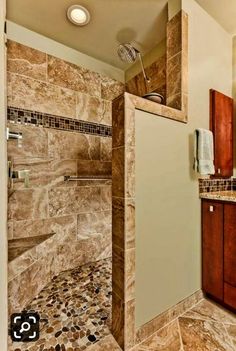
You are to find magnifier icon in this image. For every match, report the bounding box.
[20,322,31,334]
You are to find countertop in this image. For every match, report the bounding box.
[200,191,236,203]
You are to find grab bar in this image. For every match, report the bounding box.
[64,175,112,181]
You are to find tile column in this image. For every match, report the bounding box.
[112,94,136,350]
[167,10,188,116]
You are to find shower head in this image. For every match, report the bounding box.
[117,43,138,63]
[117,43,151,83]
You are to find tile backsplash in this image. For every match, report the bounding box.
[198,178,233,193]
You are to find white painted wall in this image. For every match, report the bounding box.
[0,0,8,349]
[7,21,125,83]
[135,0,232,328]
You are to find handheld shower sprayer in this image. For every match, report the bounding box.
[117,43,151,83]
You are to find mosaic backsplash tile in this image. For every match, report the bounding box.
[198,178,233,193]
[7,106,112,138]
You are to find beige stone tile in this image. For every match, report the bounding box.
[101,137,112,161]
[224,324,236,348]
[168,290,203,321]
[125,248,135,302]
[126,71,147,97]
[52,232,111,275]
[8,73,77,118]
[76,92,112,125]
[8,220,13,240]
[125,299,135,349]
[183,299,236,325]
[8,188,48,221]
[126,89,187,124]
[101,76,124,101]
[179,317,234,351]
[100,185,112,211]
[112,197,125,250]
[7,124,48,159]
[167,11,182,58]
[126,146,135,198]
[167,53,182,98]
[112,244,125,300]
[11,157,50,190]
[136,309,171,344]
[77,210,111,240]
[86,334,122,351]
[126,55,167,100]
[135,320,182,351]
[112,290,125,349]
[8,255,53,314]
[12,215,76,239]
[146,55,167,96]
[112,95,125,148]
[182,50,188,95]
[48,129,100,160]
[77,160,111,177]
[47,55,101,97]
[48,186,101,217]
[125,107,135,147]
[7,40,47,81]
[126,198,135,249]
[112,147,124,198]
[12,158,77,190]
[166,93,182,110]
[8,244,38,281]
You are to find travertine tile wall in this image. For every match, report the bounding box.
[166,10,188,112]
[126,55,167,102]
[7,40,124,313]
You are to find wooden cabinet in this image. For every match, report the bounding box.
[210,89,234,178]
[202,199,236,311]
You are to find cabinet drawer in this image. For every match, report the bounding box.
[224,283,236,310]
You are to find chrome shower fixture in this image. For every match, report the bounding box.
[117,43,151,83]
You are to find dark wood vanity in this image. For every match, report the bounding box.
[202,199,236,310]
[202,89,235,311]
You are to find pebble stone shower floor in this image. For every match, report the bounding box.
[9,258,112,351]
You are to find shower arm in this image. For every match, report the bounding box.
[137,52,151,83]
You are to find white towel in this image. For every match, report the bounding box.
[194,129,215,175]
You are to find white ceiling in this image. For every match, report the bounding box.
[7,0,168,69]
[195,0,236,35]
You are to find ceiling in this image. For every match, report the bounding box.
[7,0,168,69]
[195,0,236,35]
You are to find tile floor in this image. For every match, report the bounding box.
[9,256,236,351]
[9,258,112,351]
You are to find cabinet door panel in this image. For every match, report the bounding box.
[224,204,236,287]
[202,200,223,300]
[210,89,233,177]
[224,283,236,310]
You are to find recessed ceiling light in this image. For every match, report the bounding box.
[67,5,91,26]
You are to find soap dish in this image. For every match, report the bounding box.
[143,92,164,104]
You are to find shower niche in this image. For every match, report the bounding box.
[122,11,188,117]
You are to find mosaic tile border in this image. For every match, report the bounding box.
[7,106,112,138]
[198,178,233,193]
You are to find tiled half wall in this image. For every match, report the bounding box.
[7,39,124,314]
[111,10,189,351]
